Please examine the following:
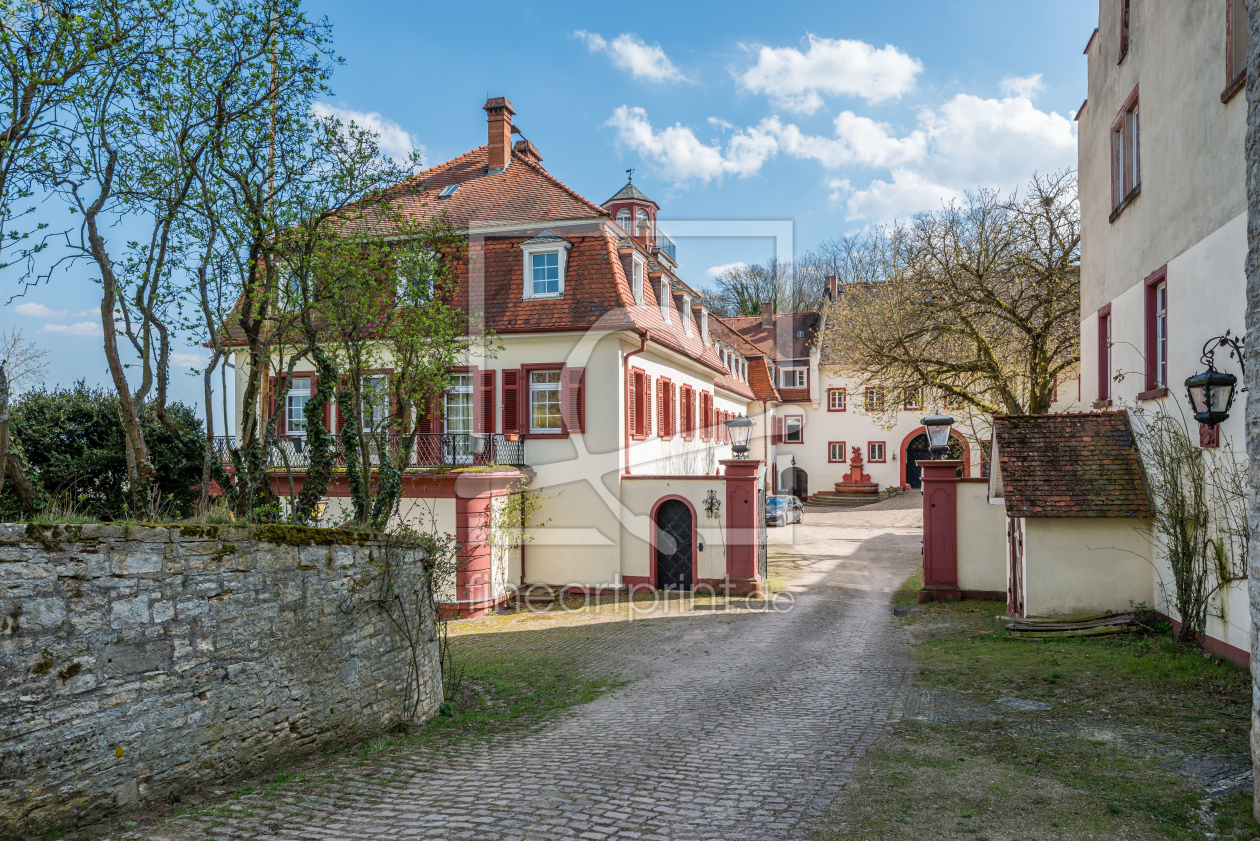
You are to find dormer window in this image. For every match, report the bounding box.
[700,310,709,345]
[632,255,645,306]
[520,230,571,300]
[660,278,671,323]
[616,208,632,231]
[682,294,692,335]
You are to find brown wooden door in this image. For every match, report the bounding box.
[1007,518,1024,617]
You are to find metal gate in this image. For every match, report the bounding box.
[655,499,694,591]
[757,487,767,582]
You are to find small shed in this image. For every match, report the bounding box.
[990,411,1154,618]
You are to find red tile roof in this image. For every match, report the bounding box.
[993,411,1153,519]
[387,146,606,228]
[723,312,820,360]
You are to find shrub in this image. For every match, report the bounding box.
[0,382,205,521]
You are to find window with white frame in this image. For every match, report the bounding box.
[632,256,644,306]
[635,208,648,234]
[444,374,473,434]
[781,368,806,389]
[785,416,803,444]
[286,377,310,435]
[828,388,847,411]
[660,279,671,322]
[828,441,847,463]
[616,208,632,230]
[520,236,571,299]
[682,294,692,335]
[361,376,389,434]
[868,441,886,462]
[529,370,563,433]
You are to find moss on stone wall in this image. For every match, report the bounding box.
[252,524,376,547]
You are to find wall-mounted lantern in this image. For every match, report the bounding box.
[725,415,755,458]
[920,412,956,456]
[703,489,721,519]
[1185,331,1246,429]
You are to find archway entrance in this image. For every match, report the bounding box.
[903,433,965,489]
[780,467,808,499]
[654,499,693,591]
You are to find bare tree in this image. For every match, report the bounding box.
[705,258,826,317]
[0,327,45,502]
[817,171,1080,416]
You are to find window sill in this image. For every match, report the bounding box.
[827,408,847,413]
[522,431,569,439]
[630,434,648,441]
[868,460,887,465]
[1136,386,1168,401]
[524,292,564,301]
[1222,72,1246,104]
[1108,183,1141,223]
[784,440,804,445]
[1093,399,1113,409]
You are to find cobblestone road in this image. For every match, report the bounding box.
[149,499,921,841]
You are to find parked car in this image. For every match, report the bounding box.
[766,494,803,526]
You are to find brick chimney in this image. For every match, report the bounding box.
[827,275,838,302]
[483,96,515,173]
[512,138,542,164]
[760,301,773,328]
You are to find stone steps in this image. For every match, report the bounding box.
[806,493,881,508]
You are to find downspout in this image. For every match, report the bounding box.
[761,399,770,491]
[624,331,651,475]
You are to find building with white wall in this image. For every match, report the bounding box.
[1076,0,1249,663]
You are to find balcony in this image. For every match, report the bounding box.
[653,230,677,264]
[211,432,527,471]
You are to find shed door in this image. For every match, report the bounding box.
[1007,518,1025,617]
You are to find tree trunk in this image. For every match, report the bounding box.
[1244,0,1260,822]
[87,214,155,506]
[0,363,9,499]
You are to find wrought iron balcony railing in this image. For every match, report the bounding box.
[211,432,527,471]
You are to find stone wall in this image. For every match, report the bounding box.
[0,522,442,840]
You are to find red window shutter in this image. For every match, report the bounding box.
[657,379,665,436]
[567,366,585,433]
[502,369,520,433]
[336,377,349,432]
[270,376,282,433]
[478,369,496,433]
[629,369,638,436]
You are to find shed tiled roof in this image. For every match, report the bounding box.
[724,312,820,361]
[993,411,1153,519]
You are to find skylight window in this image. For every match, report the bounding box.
[439,184,460,198]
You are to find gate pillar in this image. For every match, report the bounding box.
[919,459,963,602]
[721,459,763,596]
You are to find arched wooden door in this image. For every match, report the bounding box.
[655,499,694,591]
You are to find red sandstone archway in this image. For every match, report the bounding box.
[899,427,971,489]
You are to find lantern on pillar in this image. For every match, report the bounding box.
[920,412,956,456]
[724,415,755,459]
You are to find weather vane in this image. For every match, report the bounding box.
[626,167,635,181]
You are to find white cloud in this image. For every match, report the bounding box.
[706,261,749,278]
[708,116,736,131]
[575,31,685,82]
[608,80,1075,220]
[738,34,923,114]
[42,321,103,337]
[999,73,1045,100]
[605,106,778,184]
[311,102,423,163]
[13,302,67,317]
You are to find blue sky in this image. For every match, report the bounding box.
[5,0,1097,415]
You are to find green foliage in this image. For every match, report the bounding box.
[0,382,204,521]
